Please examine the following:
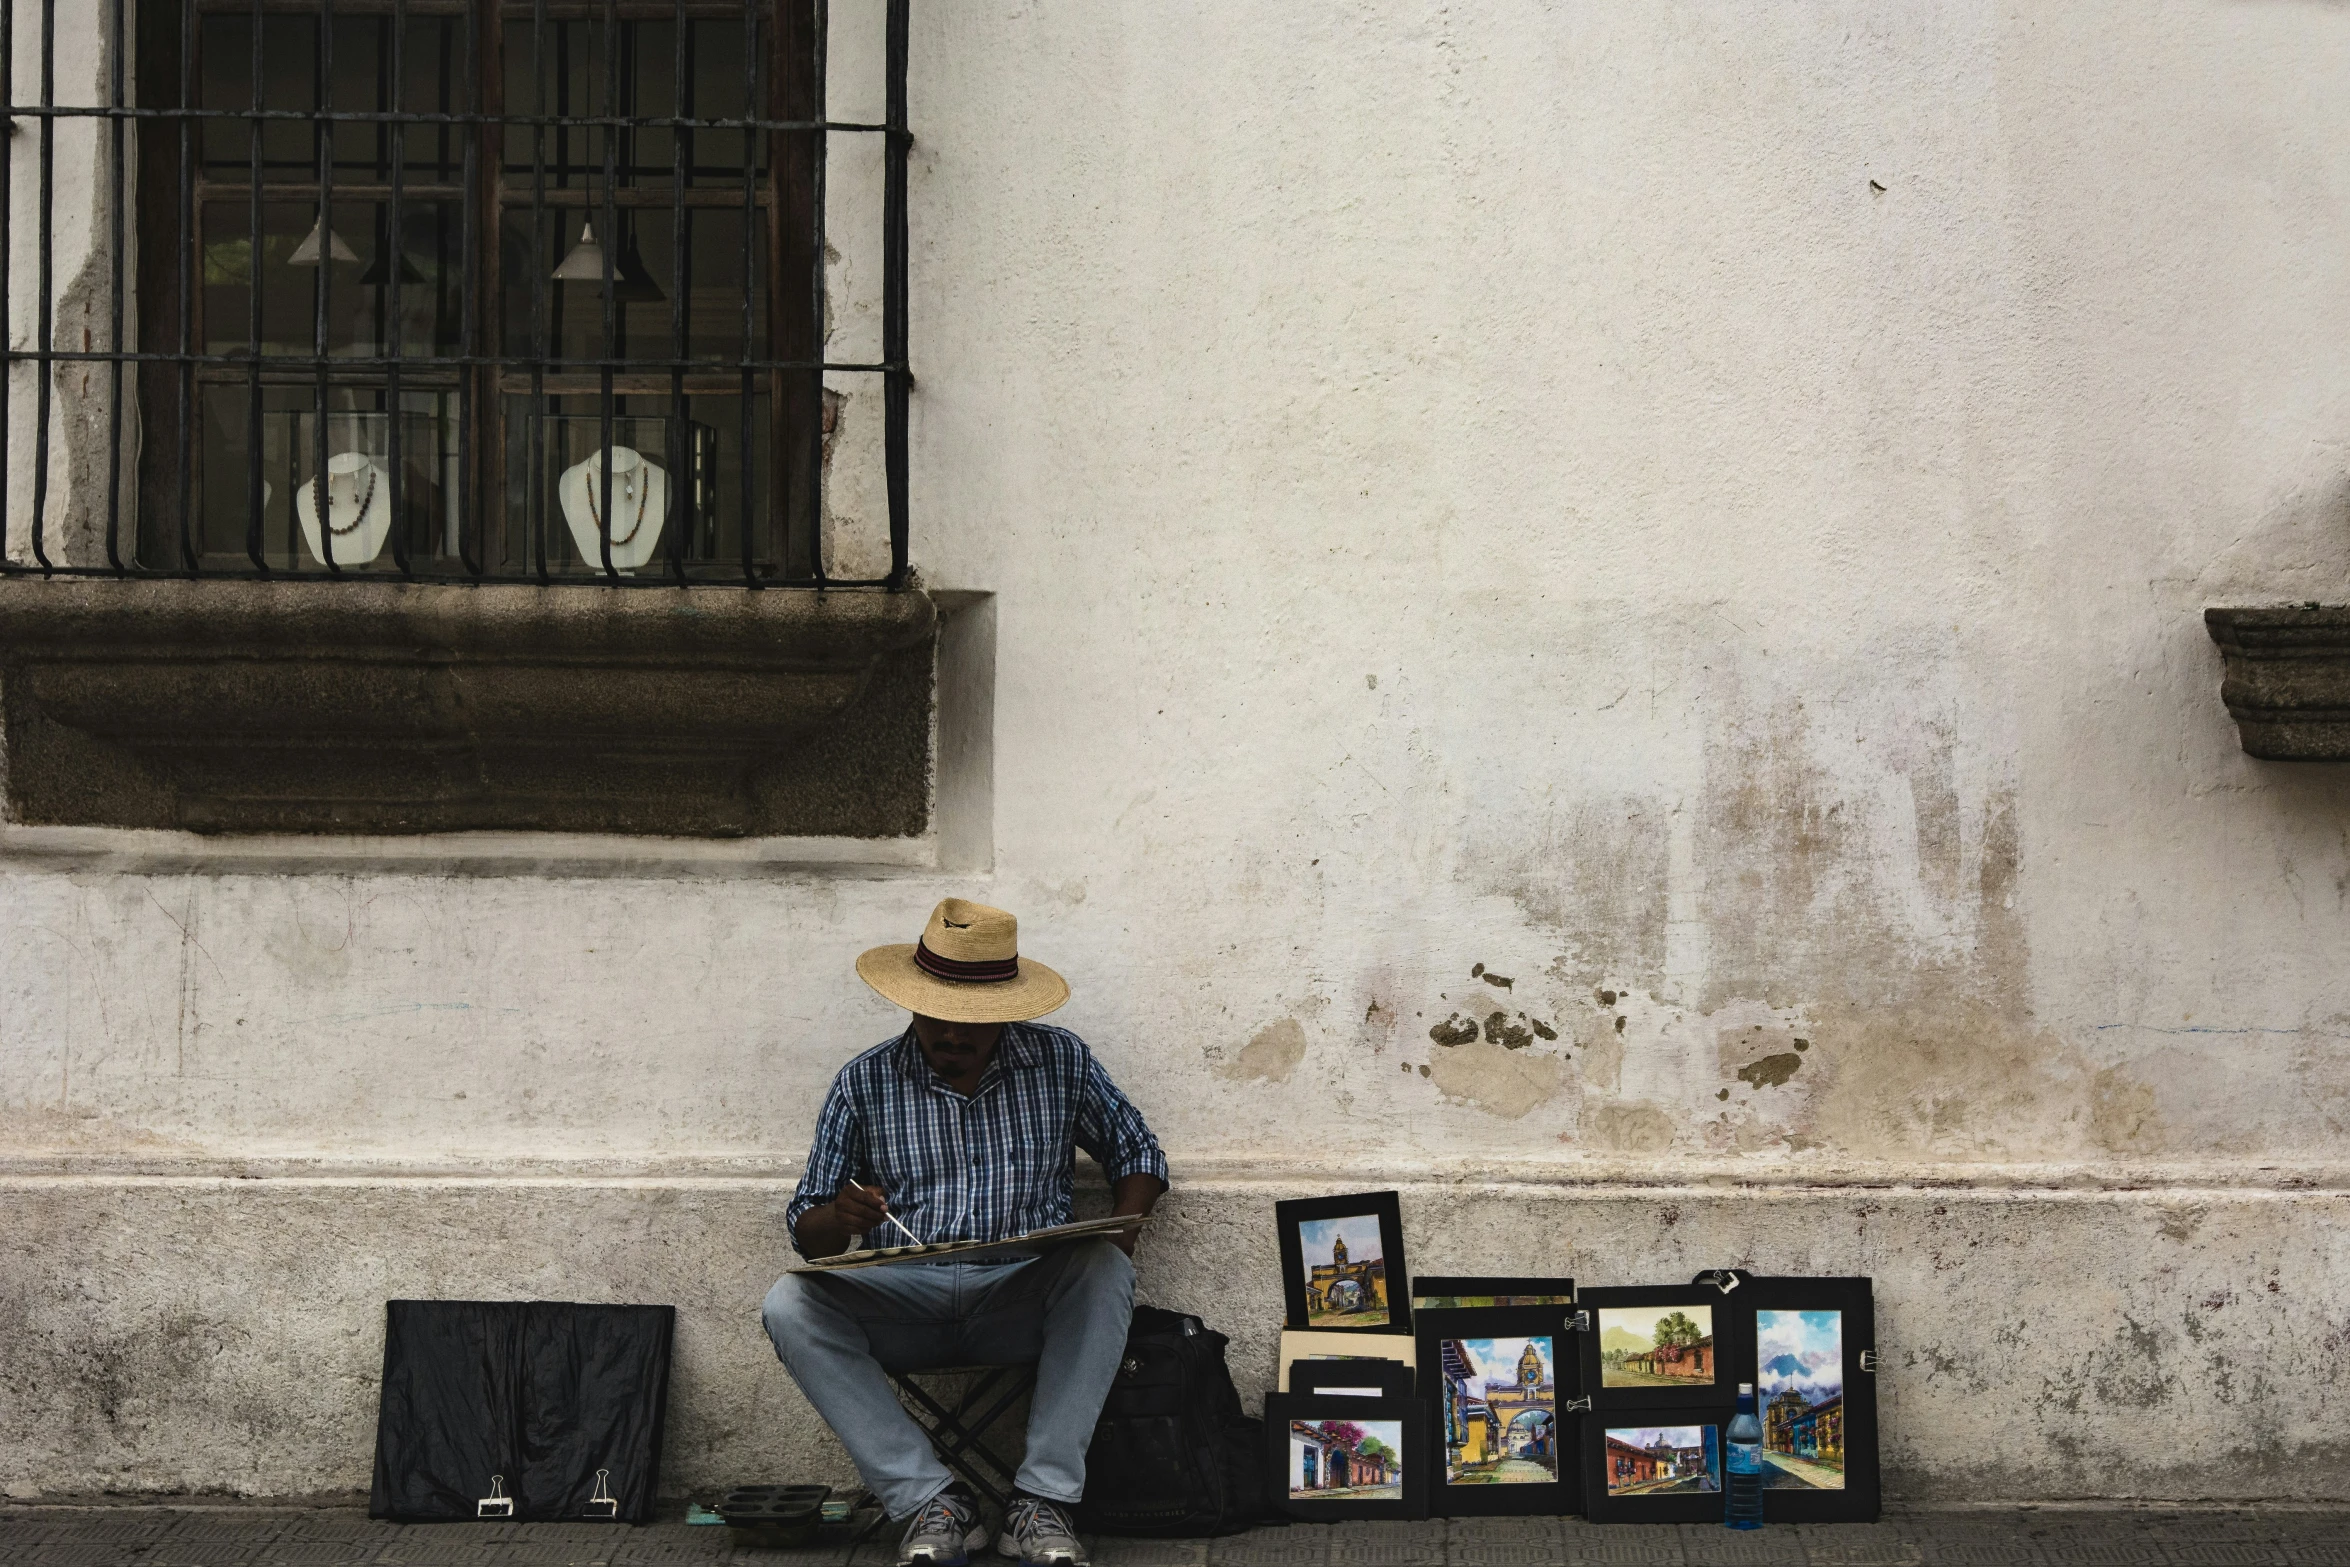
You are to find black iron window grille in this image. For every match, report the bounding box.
[1,0,908,586]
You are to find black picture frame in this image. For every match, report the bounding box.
[1721,1276,1879,1523]
[1276,1328,1415,1392]
[1264,1392,1428,1521]
[1581,1410,1730,1524]
[1274,1192,1412,1333]
[1411,1276,1576,1310]
[1289,1358,1417,1400]
[1411,1306,1580,1517]
[1579,1285,1733,1411]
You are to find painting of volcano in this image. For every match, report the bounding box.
[1754,1310,1845,1490]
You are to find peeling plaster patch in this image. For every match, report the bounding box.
[2089,1066,2165,1154]
[1737,1052,1804,1089]
[1583,1099,1676,1152]
[1223,1018,1307,1084]
[1428,1013,1479,1047]
[1801,998,2097,1160]
[1480,970,1514,989]
[1578,1025,1626,1093]
[1425,1036,1562,1119]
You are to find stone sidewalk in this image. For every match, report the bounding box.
[4,1505,2349,1567]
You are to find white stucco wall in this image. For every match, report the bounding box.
[7,0,2350,1501]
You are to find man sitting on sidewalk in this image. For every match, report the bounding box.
[763,899,1169,1567]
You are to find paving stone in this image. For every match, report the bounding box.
[7,1506,2350,1567]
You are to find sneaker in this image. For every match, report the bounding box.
[898,1487,989,1567]
[996,1494,1088,1567]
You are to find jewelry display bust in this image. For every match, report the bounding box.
[558,446,670,572]
[293,451,395,567]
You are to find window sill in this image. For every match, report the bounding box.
[2205,605,2350,761]
[0,577,940,839]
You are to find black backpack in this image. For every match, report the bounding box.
[1077,1306,1270,1537]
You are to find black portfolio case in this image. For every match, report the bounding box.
[368,1299,675,1523]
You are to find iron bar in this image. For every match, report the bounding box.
[244,0,268,569]
[663,0,687,583]
[882,0,906,591]
[10,102,890,132]
[31,0,55,570]
[105,0,129,570]
[310,0,338,572]
[26,349,899,371]
[804,0,824,585]
[177,0,197,568]
[733,0,753,586]
[386,0,410,574]
[456,6,479,574]
[0,0,13,565]
[595,0,617,581]
[527,0,548,582]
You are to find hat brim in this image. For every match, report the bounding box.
[855,944,1070,1024]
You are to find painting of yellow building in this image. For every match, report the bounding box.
[1298,1216,1389,1326]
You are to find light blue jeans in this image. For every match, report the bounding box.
[761,1241,1136,1518]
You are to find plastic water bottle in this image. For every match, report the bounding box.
[1724,1380,1764,1530]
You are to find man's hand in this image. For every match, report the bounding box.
[793,1181,891,1259]
[835,1180,891,1235]
[1107,1173,1167,1258]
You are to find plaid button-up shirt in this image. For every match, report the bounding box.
[785,1022,1169,1258]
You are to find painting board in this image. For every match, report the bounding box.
[1274,1192,1412,1333]
[1411,1276,1575,1311]
[1288,1359,1416,1400]
[1723,1276,1879,1523]
[1264,1392,1428,1520]
[1411,1306,1580,1517]
[1578,1286,1731,1411]
[1276,1328,1415,1391]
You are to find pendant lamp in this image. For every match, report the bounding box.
[551,219,664,303]
[288,213,360,266]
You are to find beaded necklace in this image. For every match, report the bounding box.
[311,465,378,537]
[584,465,651,547]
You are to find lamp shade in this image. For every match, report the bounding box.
[288,214,360,266]
[551,220,663,303]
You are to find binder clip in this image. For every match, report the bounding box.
[1859,1350,1880,1373]
[1563,1395,1594,1413]
[586,1468,620,1518]
[477,1475,515,1518]
[1566,1310,1592,1333]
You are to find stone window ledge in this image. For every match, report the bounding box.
[0,578,942,840]
[2205,605,2350,761]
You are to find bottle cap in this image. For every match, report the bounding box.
[1739,1381,1754,1393]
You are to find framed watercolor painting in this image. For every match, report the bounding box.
[1578,1286,1732,1412]
[1722,1276,1879,1523]
[1274,1192,1412,1333]
[1411,1306,1580,1517]
[1411,1276,1575,1311]
[1263,1392,1428,1521]
[1581,1417,1727,1524]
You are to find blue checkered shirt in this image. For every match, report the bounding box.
[785,1022,1169,1258]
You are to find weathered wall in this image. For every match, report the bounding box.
[8,0,2350,1500]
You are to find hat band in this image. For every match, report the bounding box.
[914,940,1020,984]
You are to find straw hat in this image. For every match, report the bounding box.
[856,898,1070,1024]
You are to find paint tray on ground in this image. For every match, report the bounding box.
[716,1484,831,1546]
